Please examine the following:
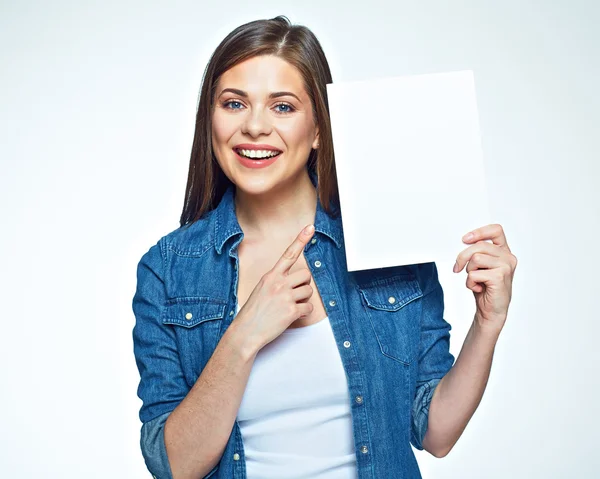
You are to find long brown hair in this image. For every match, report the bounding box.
[179,15,340,227]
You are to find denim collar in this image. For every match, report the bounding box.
[214,170,343,254]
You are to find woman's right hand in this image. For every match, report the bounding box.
[233,224,316,352]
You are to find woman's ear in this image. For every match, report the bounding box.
[312,128,320,149]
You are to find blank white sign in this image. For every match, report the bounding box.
[327,70,492,271]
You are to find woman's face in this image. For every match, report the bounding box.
[211,54,319,195]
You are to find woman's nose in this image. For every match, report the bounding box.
[241,107,272,137]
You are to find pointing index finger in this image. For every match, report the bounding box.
[273,224,315,275]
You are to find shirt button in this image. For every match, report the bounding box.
[360,445,369,454]
[329,300,336,307]
[229,310,234,316]
[185,312,193,320]
[388,296,396,304]
[343,340,351,348]
[311,238,317,244]
[233,453,240,461]
[355,395,363,404]
[314,260,322,268]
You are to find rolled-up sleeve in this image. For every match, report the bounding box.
[132,239,188,479]
[140,411,173,477]
[410,262,455,451]
[141,412,219,479]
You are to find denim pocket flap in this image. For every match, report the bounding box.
[162,298,227,328]
[359,275,423,311]
[358,275,423,364]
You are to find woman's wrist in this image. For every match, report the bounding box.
[224,318,262,362]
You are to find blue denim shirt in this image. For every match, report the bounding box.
[132,172,455,479]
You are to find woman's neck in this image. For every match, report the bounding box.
[234,169,317,242]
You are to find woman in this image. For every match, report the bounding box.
[132,15,517,479]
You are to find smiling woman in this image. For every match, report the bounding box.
[132,15,459,479]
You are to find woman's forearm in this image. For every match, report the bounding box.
[164,321,259,479]
[422,314,502,457]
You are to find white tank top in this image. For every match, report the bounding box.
[235,304,358,478]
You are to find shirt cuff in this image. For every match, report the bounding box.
[140,411,174,479]
[411,377,443,451]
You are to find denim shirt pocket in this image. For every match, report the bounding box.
[358,274,423,365]
[161,297,227,387]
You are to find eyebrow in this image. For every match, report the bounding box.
[218,88,302,103]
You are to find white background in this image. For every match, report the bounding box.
[1,1,598,477]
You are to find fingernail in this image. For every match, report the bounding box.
[304,224,315,235]
[453,261,459,273]
[463,232,474,241]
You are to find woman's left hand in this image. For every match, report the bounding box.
[453,224,517,333]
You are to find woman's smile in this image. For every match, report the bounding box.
[234,149,282,168]
[232,143,283,168]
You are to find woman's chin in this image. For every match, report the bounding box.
[232,175,277,196]
[228,163,311,196]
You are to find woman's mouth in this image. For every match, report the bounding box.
[234,148,282,159]
[233,148,283,169]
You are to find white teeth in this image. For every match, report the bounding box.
[238,149,281,159]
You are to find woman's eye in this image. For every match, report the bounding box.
[274,103,294,114]
[223,100,243,110]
